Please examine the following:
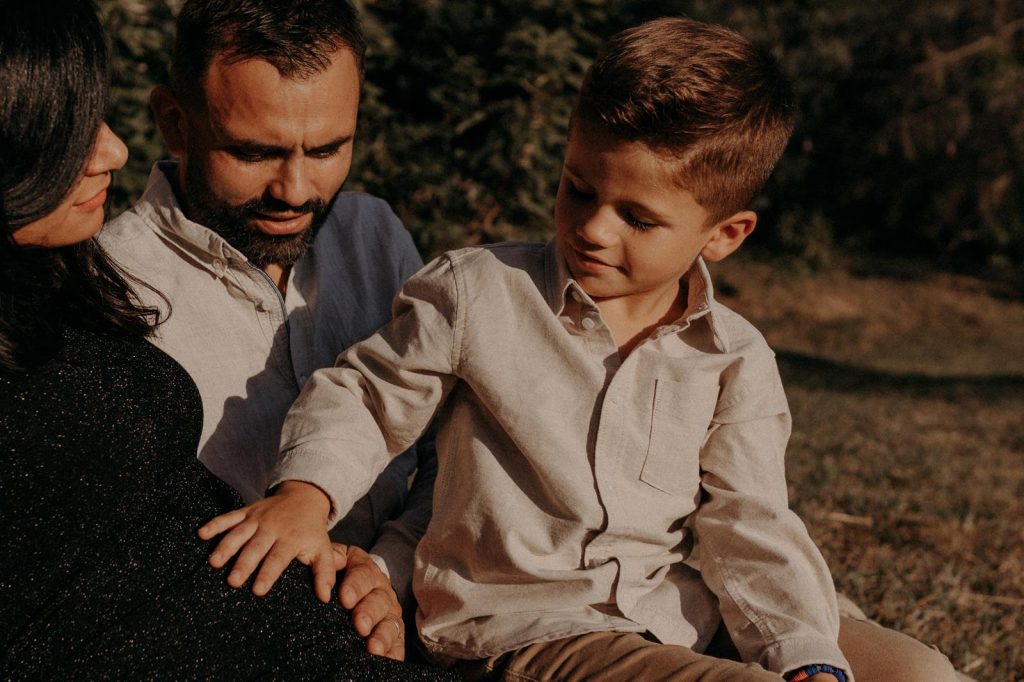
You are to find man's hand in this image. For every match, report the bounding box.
[332,544,405,661]
[197,481,335,602]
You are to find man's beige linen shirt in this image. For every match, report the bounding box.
[274,241,850,676]
[101,164,433,598]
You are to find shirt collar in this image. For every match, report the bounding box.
[133,161,255,267]
[544,239,730,353]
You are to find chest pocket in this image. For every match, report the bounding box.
[640,377,719,495]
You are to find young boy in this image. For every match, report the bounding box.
[201,18,949,681]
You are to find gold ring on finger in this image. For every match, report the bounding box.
[383,616,402,639]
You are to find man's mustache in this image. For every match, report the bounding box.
[237,195,327,218]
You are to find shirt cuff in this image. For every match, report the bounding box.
[368,553,391,580]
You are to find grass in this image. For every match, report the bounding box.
[712,254,1024,681]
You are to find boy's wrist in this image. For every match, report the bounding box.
[275,480,332,520]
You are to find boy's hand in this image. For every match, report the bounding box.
[198,480,335,602]
[332,544,405,661]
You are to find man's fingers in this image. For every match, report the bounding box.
[351,588,393,636]
[208,520,258,569]
[198,508,248,541]
[366,615,405,661]
[311,548,338,604]
[338,558,381,609]
[251,542,297,596]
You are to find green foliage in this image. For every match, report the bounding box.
[99,0,178,214]
[99,0,1024,273]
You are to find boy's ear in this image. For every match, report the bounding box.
[150,85,189,157]
[701,210,757,262]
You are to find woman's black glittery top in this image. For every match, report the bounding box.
[0,324,452,680]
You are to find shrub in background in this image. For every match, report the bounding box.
[98,0,1024,276]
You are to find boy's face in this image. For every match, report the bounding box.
[555,121,729,308]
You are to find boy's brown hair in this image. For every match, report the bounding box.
[573,17,796,223]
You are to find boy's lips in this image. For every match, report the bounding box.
[572,246,617,272]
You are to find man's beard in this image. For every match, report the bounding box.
[181,157,332,268]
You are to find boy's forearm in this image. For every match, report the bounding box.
[273,256,460,528]
[368,437,436,606]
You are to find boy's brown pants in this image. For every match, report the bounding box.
[451,598,962,682]
[454,629,779,681]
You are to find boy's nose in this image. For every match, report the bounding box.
[577,210,618,247]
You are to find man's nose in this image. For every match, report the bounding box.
[268,157,314,209]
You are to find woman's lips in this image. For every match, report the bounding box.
[73,187,108,212]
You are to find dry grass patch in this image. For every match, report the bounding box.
[711,255,1024,681]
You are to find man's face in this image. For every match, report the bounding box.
[175,49,360,267]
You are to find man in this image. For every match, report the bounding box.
[101,0,428,661]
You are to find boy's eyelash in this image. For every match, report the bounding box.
[567,183,591,199]
[624,212,657,231]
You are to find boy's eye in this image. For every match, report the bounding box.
[624,211,657,231]
[565,181,592,200]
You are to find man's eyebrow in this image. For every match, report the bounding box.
[305,135,352,153]
[220,135,353,155]
[221,139,287,156]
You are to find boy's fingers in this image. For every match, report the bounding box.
[330,543,349,572]
[225,531,276,587]
[367,616,405,661]
[251,542,296,596]
[208,521,258,568]
[198,508,247,540]
[311,548,338,603]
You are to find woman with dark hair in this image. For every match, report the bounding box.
[0,3,449,678]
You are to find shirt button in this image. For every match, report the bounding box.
[581,316,597,331]
[212,258,226,275]
[570,290,583,303]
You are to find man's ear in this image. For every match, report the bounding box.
[150,85,189,157]
[701,210,757,262]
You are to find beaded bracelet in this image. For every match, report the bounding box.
[786,664,848,682]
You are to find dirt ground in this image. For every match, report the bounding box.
[711,254,1024,681]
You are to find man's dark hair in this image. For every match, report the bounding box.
[0,0,161,372]
[573,17,796,223]
[172,0,366,106]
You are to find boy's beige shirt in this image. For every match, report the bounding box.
[274,241,850,676]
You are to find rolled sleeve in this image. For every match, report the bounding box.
[270,256,461,527]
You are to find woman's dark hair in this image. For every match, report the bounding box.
[0,1,160,372]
